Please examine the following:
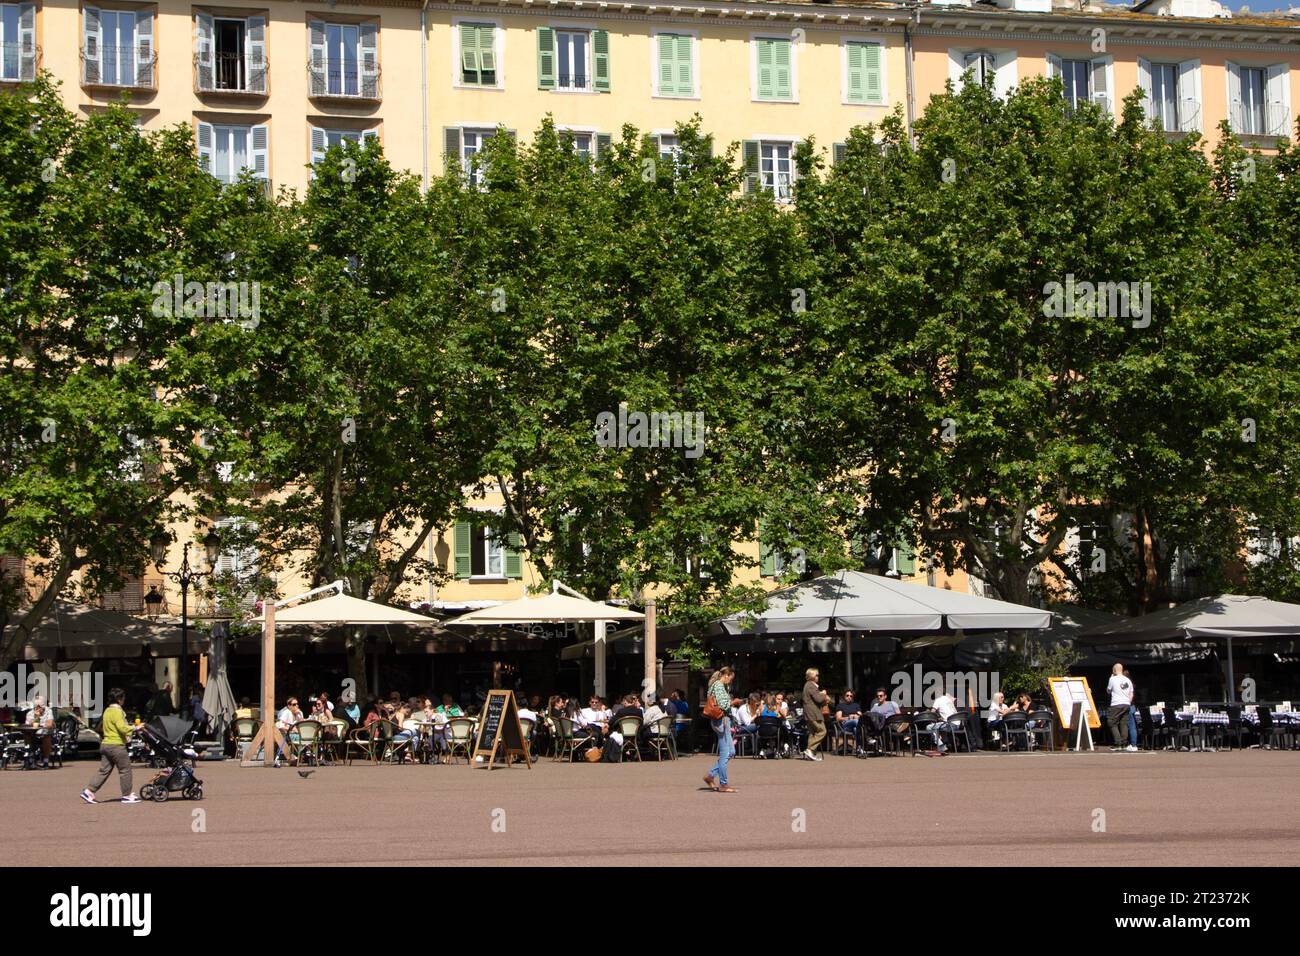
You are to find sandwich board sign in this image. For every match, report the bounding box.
[1048,676,1100,752]
[470,689,532,769]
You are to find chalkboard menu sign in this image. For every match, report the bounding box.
[470,689,532,769]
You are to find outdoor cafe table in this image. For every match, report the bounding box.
[1152,711,1227,751]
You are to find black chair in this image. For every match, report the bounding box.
[912,710,950,752]
[1026,710,1056,751]
[754,717,784,759]
[1257,706,1287,750]
[884,713,915,755]
[1163,706,1194,751]
[944,712,974,753]
[1137,705,1161,751]
[1000,712,1029,752]
[1217,705,1244,751]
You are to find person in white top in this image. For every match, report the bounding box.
[986,691,1009,743]
[1105,663,1137,751]
[929,691,959,753]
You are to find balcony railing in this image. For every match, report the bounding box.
[307,62,381,100]
[0,40,39,83]
[195,52,268,95]
[1230,101,1290,139]
[81,45,157,89]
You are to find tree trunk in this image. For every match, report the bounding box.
[346,628,369,703]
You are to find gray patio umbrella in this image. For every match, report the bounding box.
[1077,594,1300,701]
[720,570,1052,634]
[4,600,208,660]
[201,621,237,741]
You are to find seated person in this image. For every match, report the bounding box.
[773,693,790,719]
[235,697,255,720]
[735,693,761,738]
[759,693,781,719]
[835,689,862,748]
[516,695,538,724]
[986,691,1010,741]
[435,694,464,718]
[927,691,960,753]
[276,697,303,732]
[577,696,609,746]
[25,697,55,768]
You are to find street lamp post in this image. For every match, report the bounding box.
[150,529,221,717]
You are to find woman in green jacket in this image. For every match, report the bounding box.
[81,687,138,804]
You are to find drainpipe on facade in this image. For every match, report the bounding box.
[904,1,920,147]
[421,0,431,191]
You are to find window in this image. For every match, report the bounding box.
[309,20,378,98]
[559,128,609,165]
[950,48,1016,99]
[1048,55,1111,113]
[0,3,36,82]
[654,32,693,97]
[656,133,679,164]
[1139,58,1201,133]
[844,40,884,105]
[452,520,522,579]
[759,526,806,578]
[742,139,795,201]
[458,22,497,86]
[214,517,259,580]
[83,8,154,88]
[197,122,269,185]
[461,128,499,185]
[196,12,266,94]
[1228,62,1290,137]
[537,26,609,92]
[310,126,378,169]
[1237,66,1267,135]
[754,37,793,101]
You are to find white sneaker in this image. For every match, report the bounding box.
[1125,745,1138,752]
[79,789,97,804]
[121,793,141,804]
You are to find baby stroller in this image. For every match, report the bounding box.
[137,716,204,802]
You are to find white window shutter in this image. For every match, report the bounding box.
[83,7,102,85]
[19,3,36,81]
[949,49,967,91]
[135,11,154,87]
[310,125,327,167]
[246,16,267,94]
[251,124,269,181]
[361,128,379,143]
[1137,57,1153,125]
[1090,55,1112,114]
[1178,59,1202,133]
[994,52,1016,101]
[196,13,215,91]
[309,20,327,96]
[197,121,214,173]
[1045,53,1061,80]
[1265,64,1290,137]
[359,22,379,98]
[1225,61,1242,132]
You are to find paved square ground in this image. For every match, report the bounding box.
[3,750,1297,866]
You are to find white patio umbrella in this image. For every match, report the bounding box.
[447,581,643,697]
[1077,594,1300,702]
[242,583,442,767]
[6,600,208,660]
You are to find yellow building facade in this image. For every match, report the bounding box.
[8,0,1298,613]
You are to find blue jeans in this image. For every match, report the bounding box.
[1127,706,1138,747]
[709,718,732,786]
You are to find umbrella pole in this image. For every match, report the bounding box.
[1225,637,1235,705]
[594,620,607,699]
[844,635,853,693]
[644,601,656,704]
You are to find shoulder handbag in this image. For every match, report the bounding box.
[703,694,725,721]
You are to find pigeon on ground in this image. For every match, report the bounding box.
[297,769,315,778]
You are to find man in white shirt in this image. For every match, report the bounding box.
[928,691,960,753]
[1106,664,1136,751]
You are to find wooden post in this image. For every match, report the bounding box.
[240,600,284,767]
[643,600,657,704]
[594,619,607,699]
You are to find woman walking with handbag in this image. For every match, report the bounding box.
[802,668,830,761]
[703,667,739,793]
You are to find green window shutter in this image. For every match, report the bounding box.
[454,521,472,579]
[675,34,692,96]
[505,532,523,579]
[443,127,462,172]
[756,39,775,99]
[460,22,480,83]
[861,42,882,104]
[537,27,556,89]
[846,42,865,103]
[896,543,917,577]
[773,38,792,100]
[477,25,497,78]
[595,132,612,159]
[656,33,676,95]
[592,29,611,92]
[741,140,761,194]
[833,142,847,166]
[759,522,775,577]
